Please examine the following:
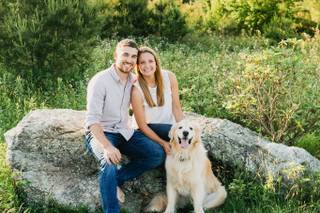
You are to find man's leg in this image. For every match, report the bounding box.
[85,132,124,213]
[117,131,166,186]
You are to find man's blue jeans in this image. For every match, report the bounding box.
[85,125,170,213]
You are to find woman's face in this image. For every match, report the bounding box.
[138,52,156,77]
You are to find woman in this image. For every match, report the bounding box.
[131,46,184,155]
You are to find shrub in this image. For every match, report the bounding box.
[148,0,189,41]
[224,53,299,142]
[100,0,150,38]
[208,0,318,40]
[230,0,285,33]
[202,0,239,34]
[295,133,320,159]
[262,16,297,41]
[223,44,320,144]
[0,0,100,83]
[100,0,188,41]
[179,0,207,33]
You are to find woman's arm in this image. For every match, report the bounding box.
[131,86,171,154]
[168,71,184,122]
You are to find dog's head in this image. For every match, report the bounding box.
[169,120,201,151]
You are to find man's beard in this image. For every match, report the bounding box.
[117,62,134,73]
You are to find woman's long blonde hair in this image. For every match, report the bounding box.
[137,46,164,107]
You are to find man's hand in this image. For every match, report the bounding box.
[89,123,122,165]
[103,145,122,164]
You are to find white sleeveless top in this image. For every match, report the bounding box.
[132,70,175,129]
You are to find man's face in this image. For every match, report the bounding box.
[114,46,138,74]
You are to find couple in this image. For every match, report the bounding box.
[84,39,184,213]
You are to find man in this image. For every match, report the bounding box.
[85,39,166,213]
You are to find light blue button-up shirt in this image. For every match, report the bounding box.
[85,65,135,140]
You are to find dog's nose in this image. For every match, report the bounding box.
[182,131,189,137]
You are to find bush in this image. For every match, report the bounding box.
[203,0,239,34]
[0,0,100,83]
[230,0,286,33]
[179,0,207,33]
[231,0,316,41]
[224,52,299,143]
[223,42,320,144]
[100,0,188,41]
[262,16,297,41]
[100,0,150,38]
[295,133,320,159]
[203,0,318,40]
[148,0,188,41]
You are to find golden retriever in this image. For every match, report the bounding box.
[145,120,227,213]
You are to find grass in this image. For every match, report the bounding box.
[0,143,25,212]
[1,34,320,212]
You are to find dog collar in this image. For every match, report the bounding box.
[178,155,190,162]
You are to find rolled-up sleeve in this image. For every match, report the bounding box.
[85,75,106,130]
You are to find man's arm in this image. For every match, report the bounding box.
[85,74,121,164]
[89,123,121,164]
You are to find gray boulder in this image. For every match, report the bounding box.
[186,113,320,181]
[4,109,320,212]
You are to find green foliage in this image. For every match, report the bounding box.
[101,0,150,38]
[217,171,320,213]
[0,65,86,140]
[0,0,100,83]
[180,0,318,41]
[262,16,297,41]
[223,37,320,143]
[224,51,301,143]
[100,0,188,41]
[202,0,239,34]
[230,0,292,32]
[179,0,207,33]
[226,0,317,40]
[0,143,21,212]
[295,133,320,159]
[148,0,188,41]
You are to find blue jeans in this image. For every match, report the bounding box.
[147,123,172,142]
[85,127,168,213]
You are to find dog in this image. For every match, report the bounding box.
[145,120,227,213]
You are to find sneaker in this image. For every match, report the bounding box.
[117,186,125,203]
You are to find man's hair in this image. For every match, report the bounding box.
[115,39,138,52]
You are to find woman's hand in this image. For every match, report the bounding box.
[161,142,171,155]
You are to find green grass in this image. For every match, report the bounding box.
[1,34,320,212]
[0,143,25,212]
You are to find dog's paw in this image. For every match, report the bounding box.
[144,193,167,212]
[144,206,162,212]
[163,209,174,213]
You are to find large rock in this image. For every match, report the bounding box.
[186,113,320,180]
[4,109,320,212]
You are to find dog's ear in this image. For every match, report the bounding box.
[194,123,202,143]
[169,123,177,142]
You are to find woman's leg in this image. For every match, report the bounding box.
[117,130,166,186]
[147,123,172,141]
